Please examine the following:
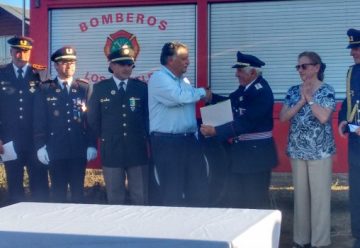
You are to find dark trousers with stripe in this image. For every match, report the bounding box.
[150,133,209,207]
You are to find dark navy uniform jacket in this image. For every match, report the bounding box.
[0,63,41,153]
[33,78,96,160]
[87,77,149,168]
[339,64,360,166]
[211,76,278,173]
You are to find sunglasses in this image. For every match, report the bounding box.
[295,63,317,71]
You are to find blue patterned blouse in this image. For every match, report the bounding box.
[284,83,336,160]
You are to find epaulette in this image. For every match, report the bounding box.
[41,79,53,85]
[132,77,147,86]
[254,83,263,90]
[31,64,47,71]
[75,78,90,90]
[75,78,89,85]
[39,79,54,89]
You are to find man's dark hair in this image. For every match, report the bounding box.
[160,41,187,65]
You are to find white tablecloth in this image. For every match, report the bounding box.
[0,202,281,248]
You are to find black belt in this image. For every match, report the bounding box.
[151,131,195,137]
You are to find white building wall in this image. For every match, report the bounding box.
[210,0,360,99]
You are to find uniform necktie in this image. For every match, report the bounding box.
[62,81,69,94]
[119,81,126,95]
[17,68,24,80]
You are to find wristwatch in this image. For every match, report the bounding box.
[308,101,315,106]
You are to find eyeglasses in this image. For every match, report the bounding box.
[58,61,76,66]
[295,63,317,71]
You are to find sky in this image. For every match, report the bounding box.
[0,0,29,8]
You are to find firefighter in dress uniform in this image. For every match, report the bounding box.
[0,36,49,203]
[200,51,278,209]
[338,28,360,248]
[87,45,149,205]
[33,46,97,203]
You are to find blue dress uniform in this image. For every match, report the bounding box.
[0,36,49,203]
[338,28,360,248]
[210,52,278,209]
[33,78,95,202]
[33,47,96,203]
[87,47,149,205]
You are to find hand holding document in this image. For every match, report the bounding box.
[0,141,18,162]
[200,99,233,127]
[348,124,360,132]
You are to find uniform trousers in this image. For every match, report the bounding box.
[49,158,86,203]
[225,170,271,209]
[349,162,360,247]
[4,151,49,203]
[102,165,148,205]
[150,133,209,207]
[291,157,332,247]
[348,135,360,248]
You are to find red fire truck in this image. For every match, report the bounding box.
[30,0,359,172]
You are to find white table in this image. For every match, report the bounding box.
[0,202,281,248]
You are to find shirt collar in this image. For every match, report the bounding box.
[162,65,184,80]
[57,77,73,88]
[12,63,29,76]
[244,77,258,91]
[112,76,128,88]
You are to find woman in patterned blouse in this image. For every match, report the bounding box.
[280,51,336,248]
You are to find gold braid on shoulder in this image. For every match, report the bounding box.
[347,66,358,122]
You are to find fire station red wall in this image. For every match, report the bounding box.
[30,0,349,173]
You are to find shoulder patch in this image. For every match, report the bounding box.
[255,83,263,90]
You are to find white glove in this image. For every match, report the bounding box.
[37,145,50,165]
[86,147,97,161]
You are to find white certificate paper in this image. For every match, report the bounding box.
[0,141,18,162]
[200,99,233,127]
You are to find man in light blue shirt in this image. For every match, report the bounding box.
[148,41,210,206]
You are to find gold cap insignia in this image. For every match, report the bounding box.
[66,48,73,54]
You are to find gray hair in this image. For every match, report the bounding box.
[243,66,262,76]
